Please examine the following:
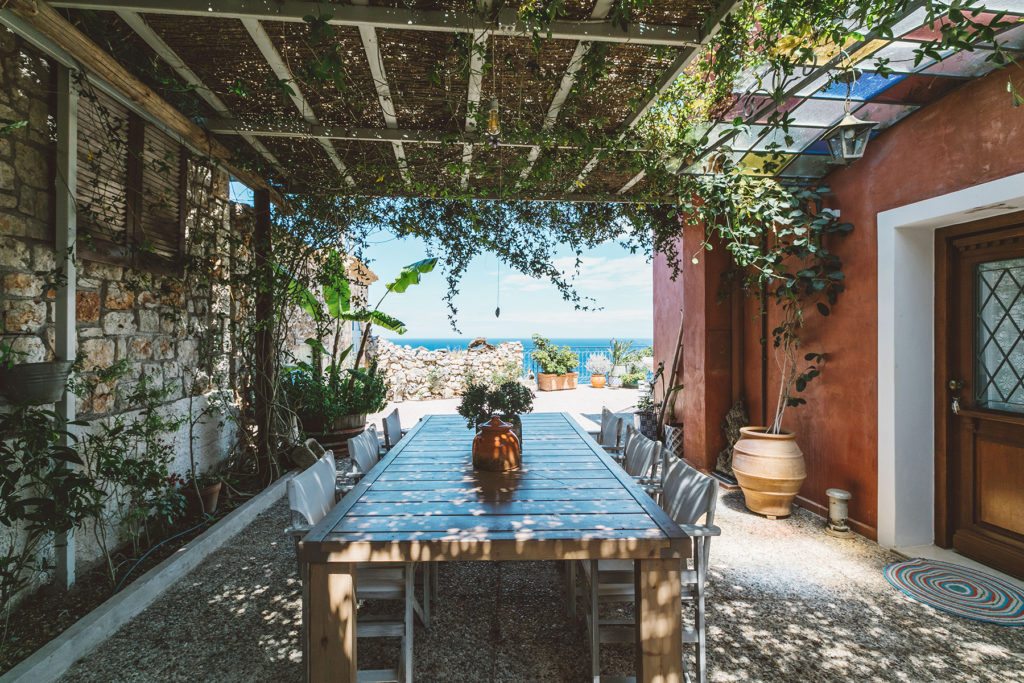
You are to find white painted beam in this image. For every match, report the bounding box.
[350,0,410,187]
[50,1,701,47]
[241,17,355,186]
[519,0,613,183]
[54,64,78,589]
[202,117,652,151]
[115,10,285,176]
[460,29,487,190]
[568,0,744,194]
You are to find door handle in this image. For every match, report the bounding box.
[948,379,964,415]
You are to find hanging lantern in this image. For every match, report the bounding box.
[823,112,876,164]
[486,98,500,148]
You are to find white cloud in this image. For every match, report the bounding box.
[502,255,651,294]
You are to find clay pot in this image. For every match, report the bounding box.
[537,372,578,391]
[472,416,521,472]
[732,427,806,517]
[189,481,223,515]
[590,374,607,388]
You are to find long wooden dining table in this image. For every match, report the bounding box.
[299,412,689,682]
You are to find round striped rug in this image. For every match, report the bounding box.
[883,558,1024,626]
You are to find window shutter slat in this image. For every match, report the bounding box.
[138,125,182,263]
[76,91,129,249]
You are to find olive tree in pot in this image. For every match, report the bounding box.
[530,335,578,391]
[686,178,852,518]
[457,380,535,448]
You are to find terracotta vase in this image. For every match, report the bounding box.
[472,416,521,472]
[590,374,606,388]
[731,426,806,518]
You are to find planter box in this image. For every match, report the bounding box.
[537,372,578,391]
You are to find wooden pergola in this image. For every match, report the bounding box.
[2,0,741,201]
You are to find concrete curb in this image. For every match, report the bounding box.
[1,471,295,683]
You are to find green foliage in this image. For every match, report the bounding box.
[283,360,389,424]
[0,120,27,137]
[0,406,101,616]
[621,371,646,388]
[457,380,535,429]
[530,335,578,375]
[77,372,187,587]
[608,339,633,369]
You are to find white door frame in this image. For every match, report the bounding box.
[877,172,1024,548]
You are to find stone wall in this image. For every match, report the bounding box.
[0,28,246,575]
[369,337,524,401]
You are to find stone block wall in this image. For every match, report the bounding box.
[0,28,250,575]
[369,337,524,401]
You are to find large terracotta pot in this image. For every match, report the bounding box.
[537,372,578,391]
[472,416,521,472]
[731,426,806,518]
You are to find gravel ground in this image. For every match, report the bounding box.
[60,491,1024,682]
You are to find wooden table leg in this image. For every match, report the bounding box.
[635,557,682,683]
[307,562,357,683]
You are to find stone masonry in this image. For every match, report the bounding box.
[369,337,524,401]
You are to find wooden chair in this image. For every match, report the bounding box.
[578,457,721,682]
[382,408,407,451]
[286,452,426,682]
[597,408,625,459]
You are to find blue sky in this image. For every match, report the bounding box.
[230,182,652,339]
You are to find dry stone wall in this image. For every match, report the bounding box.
[370,337,523,401]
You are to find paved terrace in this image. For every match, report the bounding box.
[57,418,1024,682]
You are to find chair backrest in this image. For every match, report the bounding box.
[623,430,660,478]
[598,408,623,449]
[287,452,337,528]
[661,458,718,573]
[383,409,402,449]
[661,458,717,527]
[348,425,381,475]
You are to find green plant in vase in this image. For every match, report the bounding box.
[457,380,535,444]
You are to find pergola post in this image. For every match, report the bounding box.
[54,64,79,589]
[253,188,274,478]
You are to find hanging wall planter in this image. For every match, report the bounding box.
[0,360,74,405]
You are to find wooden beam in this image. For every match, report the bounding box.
[50,0,701,47]
[460,28,487,191]
[253,188,274,480]
[202,116,653,151]
[574,0,744,193]
[519,0,613,183]
[115,10,285,175]
[350,0,410,187]
[241,17,356,187]
[54,64,78,590]
[1,0,281,204]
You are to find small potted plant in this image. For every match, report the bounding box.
[457,380,535,446]
[530,335,578,391]
[607,339,633,389]
[585,353,612,388]
[178,471,223,515]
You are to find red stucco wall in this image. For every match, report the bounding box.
[653,68,1024,538]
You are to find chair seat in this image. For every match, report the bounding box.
[357,669,401,682]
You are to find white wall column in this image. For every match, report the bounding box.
[876,172,1024,549]
[54,64,78,588]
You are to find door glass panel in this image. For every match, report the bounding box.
[975,257,1024,413]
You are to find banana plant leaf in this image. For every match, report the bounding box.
[385,258,437,294]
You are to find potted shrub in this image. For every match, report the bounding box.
[530,335,578,391]
[0,342,73,406]
[731,309,824,518]
[585,353,611,388]
[457,380,535,446]
[283,360,388,443]
[607,339,633,388]
[182,471,223,515]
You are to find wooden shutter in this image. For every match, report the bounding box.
[76,90,130,262]
[136,124,184,270]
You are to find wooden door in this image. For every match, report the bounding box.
[938,217,1024,579]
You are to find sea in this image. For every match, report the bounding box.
[379,337,654,381]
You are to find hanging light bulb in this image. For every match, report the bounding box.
[486,97,500,148]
